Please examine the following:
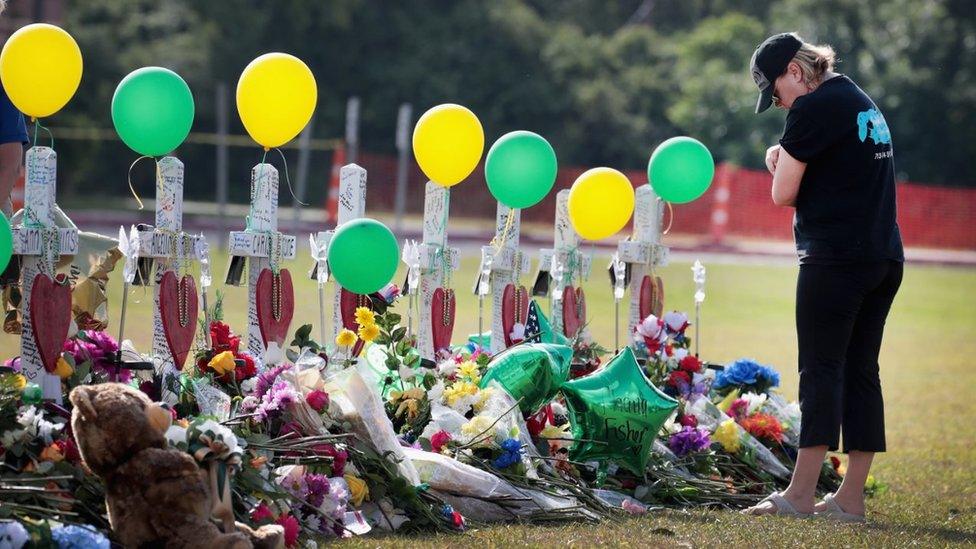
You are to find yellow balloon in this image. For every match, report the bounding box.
[567,167,635,240]
[236,53,317,149]
[412,104,484,187]
[0,23,82,119]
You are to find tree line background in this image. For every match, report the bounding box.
[12,0,976,205]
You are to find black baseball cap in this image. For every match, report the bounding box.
[750,33,802,113]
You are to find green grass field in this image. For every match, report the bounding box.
[2,253,974,547]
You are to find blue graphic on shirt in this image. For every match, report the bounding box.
[856,108,891,145]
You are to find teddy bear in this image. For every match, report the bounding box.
[69,383,284,549]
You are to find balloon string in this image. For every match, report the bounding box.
[489,208,516,254]
[31,119,54,150]
[274,147,308,207]
[663,201,674,235]
[126,155,156,210]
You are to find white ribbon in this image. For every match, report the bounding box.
[197,236,212,289]
[478,247,493,297]
[692,259,706,304]
[550,254,564,302]
[118,225,138,284]
[612,252,626,300]
[309,234,329,285]
[402,239,421,295]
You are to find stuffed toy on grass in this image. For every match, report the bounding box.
[69,383,283,549]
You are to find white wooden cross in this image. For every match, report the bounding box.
[309,164,367,346]
[132,157,206,398]
[228,163,297,358]
[483,204,531,354]
[536,189,591,339]
[617,184,669,350]
[417,182,459,360]
[13,146,78,401]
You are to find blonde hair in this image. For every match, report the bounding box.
[790,37,837,87]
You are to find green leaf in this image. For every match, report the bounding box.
[391,326,407,342]
[387,313,402,325]
[418,437,432,452]
[422,373,437,390]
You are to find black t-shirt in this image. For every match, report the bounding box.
[779,75,904,264]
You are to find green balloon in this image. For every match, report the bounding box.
[479,343,571,414]
[22,382,43,405]
[327,218,399,295]
[112,67,195,157]
[647,136,715,204]
[485,130,557,209]
[0,211,11,274]
[561,347,678,475]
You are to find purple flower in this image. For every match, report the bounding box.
[254,363,292,399]
[3,356,21,371]
[668,426,711,457]
[256,380,299,420]
[64,331,128,382]
[303,473,331,508]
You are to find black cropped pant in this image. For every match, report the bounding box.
[796,260,902,452]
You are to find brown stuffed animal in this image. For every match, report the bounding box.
[69,383,284,549]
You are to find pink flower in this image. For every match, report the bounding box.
[275,514,300,547]
[679,414,698,428]
[728,399,749,420]
[312,443,347,477]
[305,390,329,413]
[430,430,452,453]
[3,357,20,371]
[250,503,274,523]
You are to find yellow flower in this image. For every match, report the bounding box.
[54,357,74,379]
[8,373,27,390]
[354,307,376,327]
[444,381,479,407]
[457,361,480,382]
[344,474,370,506]
[39,444,64,463]
[357,322,380,343]
[390,387,425,403]
[539,423,570,441]
[461,415,495,443]
[713,419,741,454]
[208,351,236,376]
[473,386,494,412]
[335,329,358,348]
[716,388,741,413]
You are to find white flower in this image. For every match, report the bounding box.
[636,315,666,342]
[0,520,29,549]
[427,380,445,402]
[304,515,321,533]
[436,359,457,378]
[398,363,416,382]
[240,378,258,394]
[16,405,63,444]
[509,323,526,341]
[741,392,768,415]
[673,347,689,361]
[263,342,285,366]
[550,401,567,417]
[663,311,689,333]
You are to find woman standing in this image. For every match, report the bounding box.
[743,33,904,521]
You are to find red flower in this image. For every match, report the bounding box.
[312,443,347,477]
[234,352,256,381]
[830,456,842,472]
[210,321,240,354]
[251,502,274,523]
[679,414,698,428]
[739,413,785,444]
[275,513,300,547]
[430,430,452,453]
[306,390,330,413]
[54,438,81,464]
[727,399,749,420]
[667,370,691,388]
[451,510,465,529]
[679,355,702,374]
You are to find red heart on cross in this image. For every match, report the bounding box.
[339,288,371,356]
[431,287,456,353]
[653,275,665,318]
[29,273,72,373]
[255,268,295,348]
[158,271,199,369]
[639,275,655,320]
[501,283,529,347]
[561,286,586,339]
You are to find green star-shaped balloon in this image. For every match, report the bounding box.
[561,346,678,475]
[479,343,571,414]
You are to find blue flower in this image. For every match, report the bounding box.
[492,438,523,469]
[713,359,780,393]
[52,525,110,549]
[500,438,522,453]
